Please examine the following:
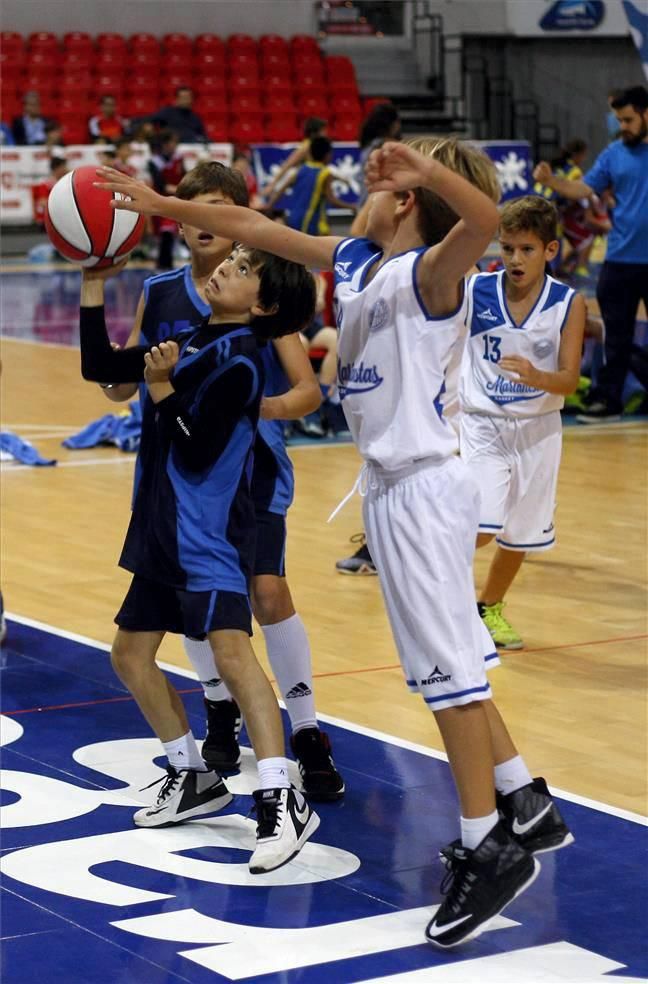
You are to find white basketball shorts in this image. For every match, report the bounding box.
[460,410,562,552]
[362,455,499,712]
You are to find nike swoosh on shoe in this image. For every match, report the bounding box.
[426,913,473,938]
[512,802,553,836]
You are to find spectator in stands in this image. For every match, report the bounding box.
[11,92,55,146]
[261,117,328,200]
[1,123,15,146]
[606,89,622,140]
[268,136,355,235]
[356,102,402,206]
[152,86,207,144]
[534,85,648,422]
[148,128,186,269]
[550,139,611,278]
[44,121,65,152]
[32,156,69,225]
[89,95,128,143]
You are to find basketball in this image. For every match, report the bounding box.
[44,165,144,268]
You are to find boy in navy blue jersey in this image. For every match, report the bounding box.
[79,246,320,874]
[99,161,344,801]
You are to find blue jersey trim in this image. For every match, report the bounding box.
[183,265,211,318]
[423,683,491,704]
[558,289,576,334]
[496,535,556,549]
[203,590,218,634]
[479,523,504,530]
[485,651,499,662]
[502,271,548,330]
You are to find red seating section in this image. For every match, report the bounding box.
[1,32,375,144]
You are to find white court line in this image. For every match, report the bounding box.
[5,611,647,827]
[1,456,135,473]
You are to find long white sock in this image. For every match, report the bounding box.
[257,756,291,790]
[163,731,206,772]
[183,636,232,702]
[494,755,533,796]
[261,614,318,734]
[460,810,499,850]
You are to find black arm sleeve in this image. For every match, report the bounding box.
[155,361,257,472]
[80,305,147,383]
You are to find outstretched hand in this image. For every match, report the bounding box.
[94,167,164,216]
[82,256,129,281]
[144,341,179,384]
[365,141,432,193]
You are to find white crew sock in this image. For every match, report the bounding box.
[183,636,232,702]
[460,809,499,850]
[261,614,318,734]
[494,755,533,796]
[257,756,291,790]
[163,731,206,772]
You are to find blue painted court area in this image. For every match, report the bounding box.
[1,616,646,983]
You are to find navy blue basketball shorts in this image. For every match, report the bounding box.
[253,510,287,577]
[115,575,252,638]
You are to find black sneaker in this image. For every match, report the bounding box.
[576,401,621,423]
[202,698,242,771]
[426,821,539,948]
[335,533,377,575]
[290,727,345,802]
[249,786,320,873]
[134,766,233,828]
[439,777,574,865]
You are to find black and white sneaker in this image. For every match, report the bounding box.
[426,821,539,948]
[134,766,233,828]
[249,787,320,873]
[291,727,345,802]
[202,698,242,772]
[439,777,574,865]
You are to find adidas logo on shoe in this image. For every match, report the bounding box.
[286,681,313,698]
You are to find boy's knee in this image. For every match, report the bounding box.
[251,576,294,625]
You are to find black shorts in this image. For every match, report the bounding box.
[115,575,252,638]
[253,510,287,577]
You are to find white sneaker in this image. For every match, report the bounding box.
[134,766,233,828]
[249,787,320,873]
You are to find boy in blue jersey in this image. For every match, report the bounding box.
[97,137,572,946]
[79,245,320,873]
[98,161,344,802]
[269,136,355,235]
[459,197,585,651]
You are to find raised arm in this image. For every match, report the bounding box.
[263,143,309,197]
[533,162,593,201]
[95,167,341,270]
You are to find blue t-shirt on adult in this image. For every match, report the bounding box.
[584,140,648,264]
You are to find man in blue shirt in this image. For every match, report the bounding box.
[534,86,648,421]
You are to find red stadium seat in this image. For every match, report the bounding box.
[1,32,24,55]
[27,32,59,54]
[331,117,360,141]
[324,55,356,82]
[63,32,93,53]
[0,59,23,89]
[260,65,292,86]
[95,74,124,97]
[195,33,225,55]
[162,33,193,56]
[132,51,161,72]
[293,54,324,77]
[96,32,128,53]
[297,80,327,99]
[362,96,392,114]
[230,93,262,115]
[160,77,195,101]
[228,71,260,90]
[62,50,92,71]
[38,96,58,117]
[125,94,159,117]
[195,51,226,74]
[263,92,296,113]
[165,52,192,72]
[194,72,226,94]
[129,33,160,55]
[290,35,320,54]
[195,92,227,113]
[27,51,60,71]
[60,72,94,95]
[331,94,362,116]
[265,118,301,142]
[62,122,89,144]
[97,51,127,72]
[260,50,291,73]
[1,96,21,122]
[229,118,265,143]
[328,78,360,98]
[261,74,294,96]
[227,34,257,55]
[205,120,229,141]
[259,34,288,53]
[228,52,259,74]
[23,69,53,89]
[58,95,90,115]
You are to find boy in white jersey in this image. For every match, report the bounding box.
[96,140,574,948]
[460,197,586,649]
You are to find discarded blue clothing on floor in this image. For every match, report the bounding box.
[63,402,142,453]
[0,431,57,466]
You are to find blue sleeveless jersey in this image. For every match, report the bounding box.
[138,265,294,516]
[287,161,331,235]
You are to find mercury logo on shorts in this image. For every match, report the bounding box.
[420,665,452,685]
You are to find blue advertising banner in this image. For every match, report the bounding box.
[251,140,533,214]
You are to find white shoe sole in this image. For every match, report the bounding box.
[249,811,320,874]
[426,858,541,949]
[133,789,233,828]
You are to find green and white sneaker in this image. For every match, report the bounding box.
[478,601,524,650]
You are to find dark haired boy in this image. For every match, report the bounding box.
[459,196,585,649]
[79,244,319,873]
